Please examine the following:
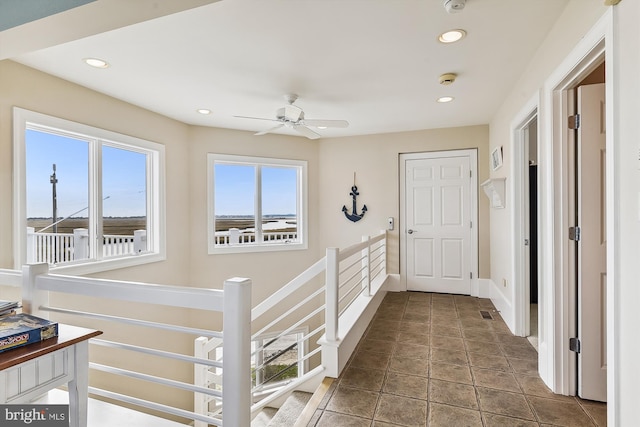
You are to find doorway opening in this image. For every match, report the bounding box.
[527,118,539,351]
[569,62,607,402]
[513,106,539,350]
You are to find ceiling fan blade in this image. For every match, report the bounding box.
[293,125,321,140]
[255,124,284,136]
[234,115,280,123]
[302,119,349,128]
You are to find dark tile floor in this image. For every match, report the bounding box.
[308,292,606,427]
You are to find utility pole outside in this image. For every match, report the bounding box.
[50,164,58,233]
[50,164,58,263]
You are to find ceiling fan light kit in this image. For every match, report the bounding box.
[234,94,349,139]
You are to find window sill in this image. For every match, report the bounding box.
[209,242,307,255]
[46,252,166,276]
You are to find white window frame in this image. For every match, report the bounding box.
[207,153,308,254]
[13,107,166,274]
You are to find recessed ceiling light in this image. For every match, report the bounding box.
[197,109,212,115]
[83,58,109,68]
[438,29,466,44]
[437,96,455,103]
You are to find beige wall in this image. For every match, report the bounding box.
[317,126,490,278]
[0,60,192,284]
[0,59,197,416]
[0,62,491,293]
[186,126,323,305]
[0,59,490,413]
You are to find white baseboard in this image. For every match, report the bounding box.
[488,279,515,334]
[477,278,492,299]
[382,274,402,292]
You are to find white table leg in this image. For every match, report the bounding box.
[68,341,89,427]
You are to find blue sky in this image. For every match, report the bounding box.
[214,164,297,216]
[26,129,297,219]
[26,129,146,218]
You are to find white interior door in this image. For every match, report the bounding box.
[577,83,607,402]
[403,152,473,294]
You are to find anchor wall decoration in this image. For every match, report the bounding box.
[342,173,367,222]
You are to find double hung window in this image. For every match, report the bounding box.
[13,108,165,273]
[208,154,307,254]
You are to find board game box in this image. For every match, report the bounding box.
[0,313,58,353]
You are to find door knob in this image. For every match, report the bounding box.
[408,229,415,234]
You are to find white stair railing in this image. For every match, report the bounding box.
[195,231,388,420]
[0,231,387,426]
[12,265,252,427]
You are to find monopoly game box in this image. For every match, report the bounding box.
[0,313,58,353]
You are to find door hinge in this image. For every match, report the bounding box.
[568,114,581,130]
[569,226,581,241]
[569,337,581,353]
[470,272,473,279]
[470,221,473,229]
[469,170,472,178]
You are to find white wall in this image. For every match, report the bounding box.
[489,0,606,328]
[489,0,640,424]
[611,1,640,424]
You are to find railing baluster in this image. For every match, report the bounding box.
[325,248,339,343]
[362,235,371,297]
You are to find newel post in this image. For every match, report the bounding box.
[325,248,339,343]
[229,228,240,245]
[26,227,36,264]
[22,263,50,319]
[222,277,251,427]
[73,228,89,260]
[133,230,147,254]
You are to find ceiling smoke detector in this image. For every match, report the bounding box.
[443,0,467,14]
[439,73,457,85]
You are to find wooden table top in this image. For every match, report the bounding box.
[0,324,102,371]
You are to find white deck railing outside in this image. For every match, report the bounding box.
[26,227,147,265]
[214,229,298,246]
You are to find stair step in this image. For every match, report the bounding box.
[251,407,278,427]
[265,391,313,427]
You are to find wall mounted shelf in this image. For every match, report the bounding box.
[481,178,506,209]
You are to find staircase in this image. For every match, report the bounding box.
[252,391,312,427]
[251,377,334,427]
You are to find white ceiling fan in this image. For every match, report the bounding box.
[234,94,349,139]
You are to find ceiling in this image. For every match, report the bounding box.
[7,0,570,139]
